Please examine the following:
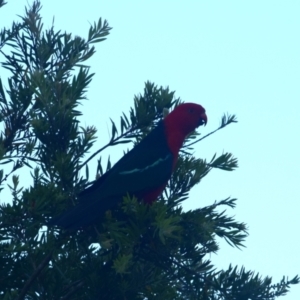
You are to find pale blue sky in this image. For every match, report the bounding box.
[1,1,300,298]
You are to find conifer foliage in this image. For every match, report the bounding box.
[0,1,298,299]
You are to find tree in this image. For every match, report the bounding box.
[0,1,298,299]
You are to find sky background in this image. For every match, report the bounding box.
[1,0,300,298]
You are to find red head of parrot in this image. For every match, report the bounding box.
[164,103,207,162]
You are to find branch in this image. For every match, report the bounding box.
[78,126,137,171]
[185,114,237,148]
[0,159,23,184]
[61,280,85,300]
[17,252,52,300]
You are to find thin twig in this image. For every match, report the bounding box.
[60,280,84,300]
[78,126,137,171]
[17,252,52,300]
[1,155,40,163]
[0,159,24,184]
[185,114,237,148]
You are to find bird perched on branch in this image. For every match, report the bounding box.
[50,103,207,229]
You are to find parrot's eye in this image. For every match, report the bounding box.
[188,108,195,114]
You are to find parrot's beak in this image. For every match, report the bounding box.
[198,113,207,127]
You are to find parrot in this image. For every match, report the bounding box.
[50,103,207,229]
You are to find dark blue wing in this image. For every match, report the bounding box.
[50,121,174,229]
